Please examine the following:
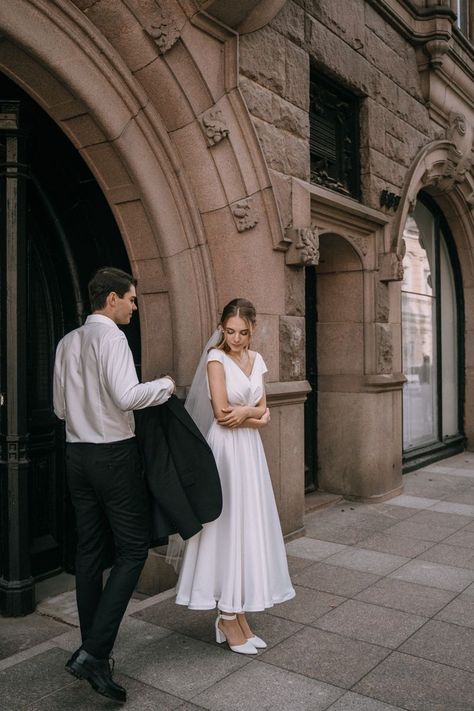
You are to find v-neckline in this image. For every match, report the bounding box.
[224,351,257,379]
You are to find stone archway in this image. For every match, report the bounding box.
[0,0,217,384]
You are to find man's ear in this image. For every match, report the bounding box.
[106,291,117,308]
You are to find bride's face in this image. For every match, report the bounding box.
[222,315,251,355]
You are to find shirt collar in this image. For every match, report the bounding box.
[85,314,119,329]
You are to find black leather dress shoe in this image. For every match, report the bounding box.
[65,648,126,703]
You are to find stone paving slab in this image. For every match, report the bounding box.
[407,508,474,529]
[429,501,474,517]
[28,673,185,711]
[304,522,381,546]
[382,518,464,543]
[385,495,440,509]
[416,542,474,569]
[434,592,474,627]
[132,599,302,649]
[443,529,474,548]
[264,585,346,624]
[356,531,434,558]
[314,599,427,649]
[0,613,70,661]
[354,577,457,617]
[287,554,317,574]
[121,632,251,701]
[0,647,74,710]
[354,651,474,711]
[389,559,474,591]
[323,548,408,576]
[399,619,474,673]
[292,561,380,597]
[260,626,390,689]
[327,692,406,711]
[191,660,344,710]
[285,537,348,561]
[53,615,172,664]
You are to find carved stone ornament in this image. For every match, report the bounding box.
[231,198,258,233]
[379,239,405,283]
[284,227,319,267]
[144,7,181,54]
[376,323,393,375]
[423,37,451,69]
[350,235,369,256]
[200,109,229,147]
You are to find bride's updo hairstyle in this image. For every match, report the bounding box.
[216,298,257,353]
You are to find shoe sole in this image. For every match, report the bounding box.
[66,662,126,703]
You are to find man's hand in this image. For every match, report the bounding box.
[159,374,176,393]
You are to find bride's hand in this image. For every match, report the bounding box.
[260,407,271,425]
[218,405,249,428]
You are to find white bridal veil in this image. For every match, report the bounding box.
[165,328,222,572]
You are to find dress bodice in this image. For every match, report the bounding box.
[207,349,267,407]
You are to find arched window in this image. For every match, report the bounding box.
[401,197,464,467]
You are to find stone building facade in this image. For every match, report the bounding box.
[1,0,474,613]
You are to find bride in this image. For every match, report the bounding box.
[175,298,295,654]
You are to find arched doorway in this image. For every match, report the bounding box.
[305,233,365,495]
[401,193,465,470]
[0,74,137,615]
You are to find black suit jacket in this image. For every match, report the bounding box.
[134,395,222,545]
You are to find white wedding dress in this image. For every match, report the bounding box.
[175,348,295,612]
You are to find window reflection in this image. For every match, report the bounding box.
[401,199,459,453]
[402,208,437,448]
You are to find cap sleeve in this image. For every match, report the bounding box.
[207,348,225,365]
[257,352,268,376]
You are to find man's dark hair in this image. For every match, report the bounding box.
[88,267,137,312]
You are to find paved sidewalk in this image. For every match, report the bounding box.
[3,453,474,709]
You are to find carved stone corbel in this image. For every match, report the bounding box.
[284,227,319,267]
[231,198,258,232]
[379,238,406,283]
[423,37,451,69]
[199,108,230,147]
[350,235,369,257]
[143,7,182,54]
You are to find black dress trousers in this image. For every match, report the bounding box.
[66,437,150,659]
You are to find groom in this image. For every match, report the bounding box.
[53,267,175,703]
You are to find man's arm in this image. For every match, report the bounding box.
[53,341,66,420]
[102,332,175,411]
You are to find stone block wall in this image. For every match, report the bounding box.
[239,0,437,211]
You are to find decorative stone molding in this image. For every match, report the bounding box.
[143,6,181,54]
[284,226,319,267]
[376,323,393,375]
[199,108,229,147]
[230,197,258,232]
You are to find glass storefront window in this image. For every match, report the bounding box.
[402,199,460,454]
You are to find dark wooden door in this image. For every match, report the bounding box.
[0,76,136,615]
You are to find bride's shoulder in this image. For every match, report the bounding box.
[207,347,224,362]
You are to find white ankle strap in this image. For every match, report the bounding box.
[219,613,237,621]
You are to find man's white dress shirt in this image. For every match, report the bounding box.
[53,314,174,443]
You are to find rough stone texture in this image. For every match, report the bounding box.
[279,315,305,381]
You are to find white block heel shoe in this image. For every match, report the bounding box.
[215,613,257,655]
[247,635,267,649]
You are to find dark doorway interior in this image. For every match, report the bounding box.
[0,74,138,615]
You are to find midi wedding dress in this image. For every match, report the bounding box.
[176,348,295,612]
